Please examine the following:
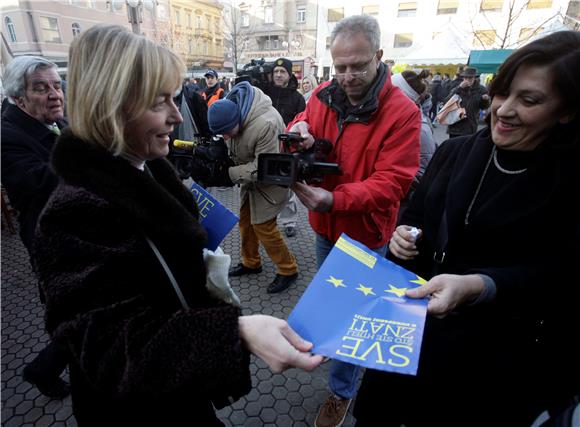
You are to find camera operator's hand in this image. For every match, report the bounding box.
[292,182,333,212]
[288,121,315,150]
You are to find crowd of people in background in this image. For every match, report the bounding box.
[1,13,579,427]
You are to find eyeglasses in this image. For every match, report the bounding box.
[331,54,376,79]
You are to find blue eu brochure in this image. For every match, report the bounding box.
[288,233,428,375]
[190,182,239,251]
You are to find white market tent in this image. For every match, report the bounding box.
[398,26,470,65]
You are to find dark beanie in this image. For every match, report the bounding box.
[273,57,293,75]
[208,99,240,134]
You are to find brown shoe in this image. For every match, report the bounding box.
[314,394,352,427]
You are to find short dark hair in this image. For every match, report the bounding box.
[401,70,427,96]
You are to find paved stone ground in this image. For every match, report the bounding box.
[1,187,357,427]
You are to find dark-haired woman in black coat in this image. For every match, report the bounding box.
[354,31,580,427]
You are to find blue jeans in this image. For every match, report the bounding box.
[315,234,388,399]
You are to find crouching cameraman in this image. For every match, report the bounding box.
[237,57,306,237]
[207,81,299,294]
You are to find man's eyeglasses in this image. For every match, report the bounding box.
[331,55,376,79]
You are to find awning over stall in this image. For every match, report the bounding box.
[467,49,514,74]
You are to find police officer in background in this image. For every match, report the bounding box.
[201,69,225,107]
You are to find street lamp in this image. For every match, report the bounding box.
[282,39,300,55]
[126,0,143,35]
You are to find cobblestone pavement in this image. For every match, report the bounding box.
[1,186,358,427]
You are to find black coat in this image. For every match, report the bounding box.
[1,103,63,252]
[261,75,306,125]
[445,83,489,136]
[354,128,580,426]
[33,129,251,426]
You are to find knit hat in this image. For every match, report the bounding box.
[204,69,218,79]
[273,57,293,75]
[208,99,240,134]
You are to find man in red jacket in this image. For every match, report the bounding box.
[288,14,421,427]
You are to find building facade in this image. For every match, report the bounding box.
[170,0,224,71]
[2,0,576,80]
[0,0,223,74]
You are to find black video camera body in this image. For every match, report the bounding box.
[257,133,342,187]
[235,58,273,86]
[169,136,233,186]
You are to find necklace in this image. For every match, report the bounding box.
[464,147,494,225]
[493,146,528,175]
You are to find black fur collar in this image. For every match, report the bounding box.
[51,128,206,245]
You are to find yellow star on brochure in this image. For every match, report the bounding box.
[356,284,376,296]
[385,284,408,298]
[409,275,427,286]
[326,276,346,288]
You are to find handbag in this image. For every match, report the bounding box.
[145,236,240,308]
[436,94,466,125]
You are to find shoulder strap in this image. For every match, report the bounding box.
[433,209,448,266]
[144,235,190,310]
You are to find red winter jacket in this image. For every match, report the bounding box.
[288,64,421,248]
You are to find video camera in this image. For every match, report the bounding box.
[169,136,233,187]
[257,133,342,187]
[235,58,273,86]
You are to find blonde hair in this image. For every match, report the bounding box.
[67,24,185,155]
[301,75,319,94]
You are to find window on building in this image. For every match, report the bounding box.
[297,6,306,23]
[72,22,81,37]
[474,29,496,47]
[362,5,379,16]
[326,36,331,49]
[518,26,543,43]
[480,0,503,12]
[264,6,273,23]
[262,35,279,49]
[397,2,417,17]
[204,41,209,55]
[394,33,413,48]
[328,7,344,22]
[242,12,249,27]
[437,0,458,14]
[196,15,201,28]
[568,0,580,19]
[39,16,62,43]
[4,17,16,42]
[188,38,193,54]
[527,0,552,9]
[175,9,180,26]
[187,13,191,28]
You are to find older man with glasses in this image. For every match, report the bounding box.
[287,14,422,427]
